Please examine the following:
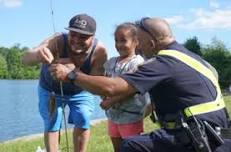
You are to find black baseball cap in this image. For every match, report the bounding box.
[65,14,96,35]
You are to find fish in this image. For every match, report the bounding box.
[49,91,56,119]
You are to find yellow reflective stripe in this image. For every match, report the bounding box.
[158,50,219,87]
[155,122,162,128]
[156,121,175,129]
[165,122,176,129]
[158,50,225,117]
[184,98,225,117]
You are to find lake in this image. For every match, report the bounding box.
[0,80,106,142]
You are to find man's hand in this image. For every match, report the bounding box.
[49,64,72,81]
[36,47,54,64]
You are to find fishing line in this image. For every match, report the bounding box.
[49,0,56,33]
[49,0,70,151]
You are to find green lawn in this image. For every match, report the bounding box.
[0,96,230,152]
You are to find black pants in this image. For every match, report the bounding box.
[120,129,231,152]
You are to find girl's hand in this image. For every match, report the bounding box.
[100,97,113,110]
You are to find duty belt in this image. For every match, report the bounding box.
[160,121,181,130]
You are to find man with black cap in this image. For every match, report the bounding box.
[22,14,107,152]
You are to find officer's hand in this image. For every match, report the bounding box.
[37,47,54,64]
[49,64,72,81]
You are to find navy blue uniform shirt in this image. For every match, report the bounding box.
[121,41,229,127]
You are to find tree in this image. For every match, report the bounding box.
[6,45,24,79]
[0,44,40,79]
[202,39,231,88]
[184,36,202,56]
[0,47,9,58]
[0,54,8,78]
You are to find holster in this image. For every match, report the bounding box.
[203,121,224,147]
[181,117,212,152]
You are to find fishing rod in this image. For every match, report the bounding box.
[49,0,70,151]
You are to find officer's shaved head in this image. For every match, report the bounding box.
[135,17,176,57]
[142,18,175,48]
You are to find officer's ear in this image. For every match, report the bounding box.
[151,38,162,54]
[150,39,155,47]
[135,37,139,47]
[150,39,157,53]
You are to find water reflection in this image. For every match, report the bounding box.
[0,80,105,142]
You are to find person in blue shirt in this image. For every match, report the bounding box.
[22,14,107,152]
[50,17,231,152]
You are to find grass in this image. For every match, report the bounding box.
[0,96,230,152]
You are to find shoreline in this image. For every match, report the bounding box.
[2,118,107,144]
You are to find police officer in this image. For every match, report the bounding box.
[50,17,231,152]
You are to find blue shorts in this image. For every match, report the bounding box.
[38,85,95,132]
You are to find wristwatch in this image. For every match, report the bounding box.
[67,70,77,84]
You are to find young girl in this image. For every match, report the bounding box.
[100,22,150,152]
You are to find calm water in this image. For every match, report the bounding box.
[0,80,106,142]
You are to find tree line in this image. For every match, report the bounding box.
[0,44,40,79]
[184,37,231,89]
[0,38,230,88]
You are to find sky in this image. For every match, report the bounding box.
[0,0,231,57]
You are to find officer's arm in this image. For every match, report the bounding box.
[74,72,137,97]
[89,43,107,76]
[49,63,137,97]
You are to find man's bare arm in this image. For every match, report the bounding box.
[90,43,107,76]
[22,33,63,65]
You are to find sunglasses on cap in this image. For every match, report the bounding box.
[135,17,156,41]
